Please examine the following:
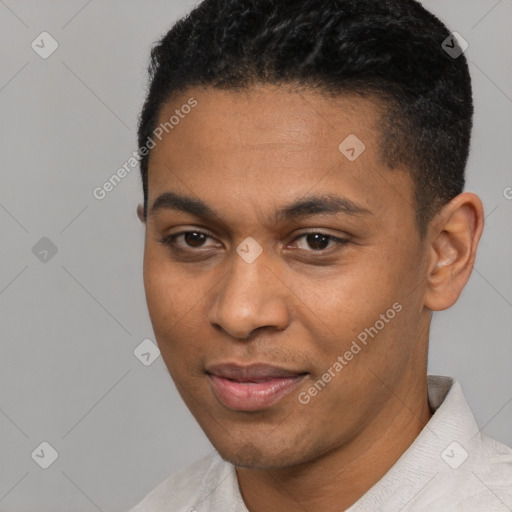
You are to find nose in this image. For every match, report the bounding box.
[208,247,290,340]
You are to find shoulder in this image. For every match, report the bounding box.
[470,432,512,496]
[128,452,229,512]
[361,376,512,511]
[431,433,512,511]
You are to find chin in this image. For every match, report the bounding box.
[219,448,293,470]
[212,433,315,470]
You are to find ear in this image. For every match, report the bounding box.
[137,203,146,224]
[424,192,484,311]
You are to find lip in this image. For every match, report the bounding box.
[206,363,308,411]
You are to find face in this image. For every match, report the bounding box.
[141,85,432,469]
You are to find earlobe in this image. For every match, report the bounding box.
[137,203,146,224]
[424,193,484,311]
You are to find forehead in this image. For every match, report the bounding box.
[153,85,383,154]
[146,85,414,225]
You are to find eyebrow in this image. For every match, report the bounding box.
[149,191,372,222]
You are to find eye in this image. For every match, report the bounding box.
[291,232,349,252]
[159,230,349,254]
[159,230,218,250]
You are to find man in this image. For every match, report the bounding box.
[130,0,512,510]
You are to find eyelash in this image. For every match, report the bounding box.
[158,230,350,255]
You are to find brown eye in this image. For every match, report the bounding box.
[183,232,207,247]
[159,230,218,250]
[293,232,349,252]
[305,233,330,250]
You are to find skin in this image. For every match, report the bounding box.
[137,85,484,511]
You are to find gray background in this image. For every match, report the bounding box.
[0,1,510,510]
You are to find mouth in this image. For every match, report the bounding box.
[205,363,308,412]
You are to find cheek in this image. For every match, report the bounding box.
[142,250,212,371]
[300,261,396,321]
[304,254,418,360]
[143,252,191,337]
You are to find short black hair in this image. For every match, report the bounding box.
[137,0,473,235]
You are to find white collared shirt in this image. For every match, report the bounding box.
[129,375,512,511]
